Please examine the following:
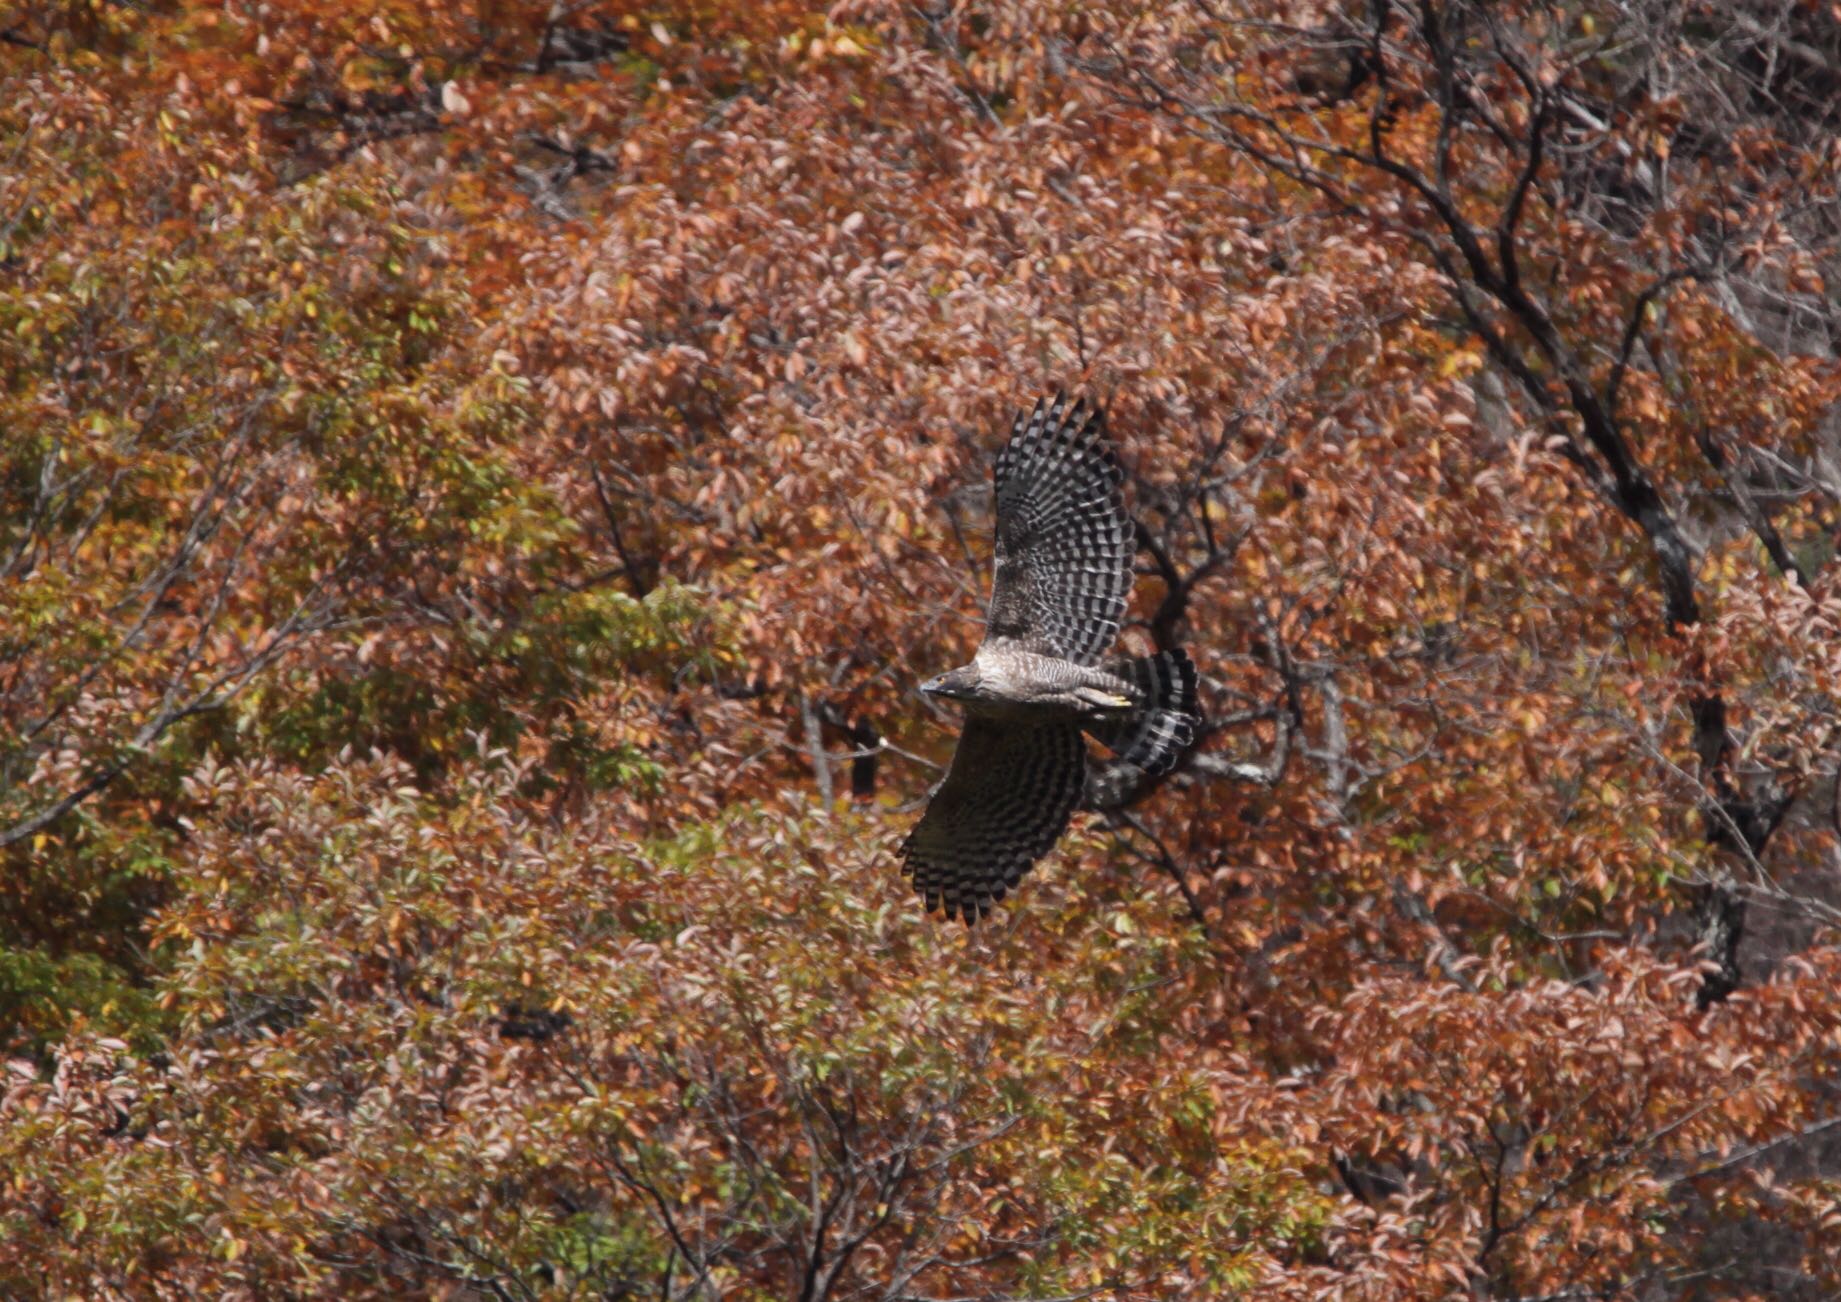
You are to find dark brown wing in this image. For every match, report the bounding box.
[984,394,1134,665]
[899,717,1086,923]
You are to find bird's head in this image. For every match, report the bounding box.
[920,665,983,702]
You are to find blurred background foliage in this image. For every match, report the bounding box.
[4,0,1841,1296]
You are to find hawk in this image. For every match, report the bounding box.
[901,393,1201,923]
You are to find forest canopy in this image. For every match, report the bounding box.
[3,0,1841,1297]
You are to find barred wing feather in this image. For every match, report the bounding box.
[985,394,1134,665]
[900,718,1086,924]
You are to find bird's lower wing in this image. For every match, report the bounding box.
[900,717,1086,923]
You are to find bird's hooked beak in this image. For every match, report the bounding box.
[921,668,975,701]
[920,673,964,700]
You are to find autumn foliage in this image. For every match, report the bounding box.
[4,0,1841,1297]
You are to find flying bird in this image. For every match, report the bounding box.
[901,393,1201,923]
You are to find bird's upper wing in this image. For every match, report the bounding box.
[984,394,1134,665]
[900,717,1086,923]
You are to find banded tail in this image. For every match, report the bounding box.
[1091,648,1200,776]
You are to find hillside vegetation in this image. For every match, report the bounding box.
[3,1,1841,1297]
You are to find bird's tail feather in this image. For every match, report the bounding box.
[1092,649,1200,776]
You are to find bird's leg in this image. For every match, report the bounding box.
[1070,683,1133,712]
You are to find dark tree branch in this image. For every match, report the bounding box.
[1695,426,1812,586]
[1088,0,1795,1002]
